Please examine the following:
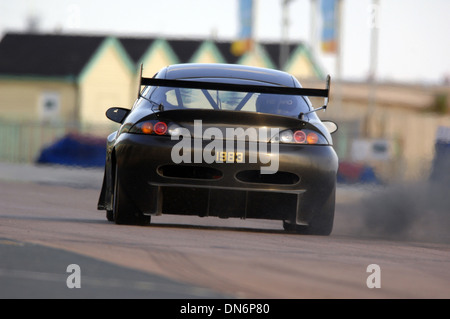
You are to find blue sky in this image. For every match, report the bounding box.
[1,0,449,84]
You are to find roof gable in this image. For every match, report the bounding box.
[78,36,136,83]
[236,43,276,69]
[141,39,179,65]
[284,44,325,79]
[138,39,180,77]
[190,41,226,64]
[0,32,324,81]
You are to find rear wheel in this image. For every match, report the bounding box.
[113,164,151,226]
[106,210,114,222]
[283,187,335,236]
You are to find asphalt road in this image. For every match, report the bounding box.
[0,162,449,299]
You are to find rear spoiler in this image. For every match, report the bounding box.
[140,76,330,97]
[139,72,331,108]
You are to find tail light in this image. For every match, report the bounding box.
[275,129,327,145]
[141,122,153,134]
[154,122,168,135]
[306,132,319,144]
[293,130,306,143]
[130,120,169,136]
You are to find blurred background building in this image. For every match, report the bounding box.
[0,0,449,183]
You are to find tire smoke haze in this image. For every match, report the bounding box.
[336,181,450,243]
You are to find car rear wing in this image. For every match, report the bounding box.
[139,72,331,110]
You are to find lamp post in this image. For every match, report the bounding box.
[280,0,294,70]
[366,0,380,137]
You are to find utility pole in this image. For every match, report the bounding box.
[334,0,343,113]
[366,0,380,137]
[309,0,319,55]
[280,0,294,70]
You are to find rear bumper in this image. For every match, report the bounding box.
[114,133,338,225]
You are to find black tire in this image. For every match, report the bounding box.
[106,210,114,222]
[282,220,296,232]
[283,187,335,236]
[113,164,151,226]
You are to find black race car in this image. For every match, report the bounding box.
[97,63,338,235]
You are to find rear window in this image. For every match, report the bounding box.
[142,86,312,118]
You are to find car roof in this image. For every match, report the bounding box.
[159,63,298,87]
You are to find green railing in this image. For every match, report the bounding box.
[0,119,116,164]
